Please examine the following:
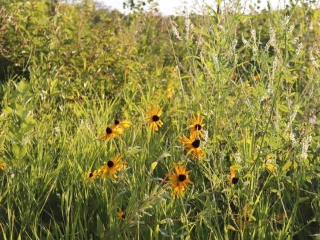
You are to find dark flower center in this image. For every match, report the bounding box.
[122,214,125,219]
[106,127,112,134]
[195,124,202,130]
[192,139,200,148]
[89,172,93,178]
[178,174,187,181]
[107,161,114,167]
[152,115,160,122]
[115,119,120,125]
[232,177,239,185]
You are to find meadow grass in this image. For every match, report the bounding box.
[0,0,320,239]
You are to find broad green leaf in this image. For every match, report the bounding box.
[17,80,30,96]
[127,146,141,156]
[282,161,292,171]
[2,107,13,115]
[21,116,36,133]
[266,163,276,174]
[12,144,27,159]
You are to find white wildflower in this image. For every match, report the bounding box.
[309,113,317,125]
[285,105,299,134]
[242,33,248,45]
[290,132,297,147]
[269,27,276,46]
[309,22,313,30]
[284,15,290,26]
[265,41,270,52]
[301,134,312,160]
[185,14,194,39]
[235,152,242,163]
[310,50,318,68]
[295,43,302,56]
[288,24,295,34]
[251,29,256,42]
[172,22,182,41]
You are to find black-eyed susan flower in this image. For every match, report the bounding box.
[0,162,5,171]
[88,170,99,181]
[189,112,205,138]
[97,125,123,141]
[181,135,204,161]
[228,165,241,186]
[146,105,163,131]
[167,164,193,195]
[117,210,126,220]
[112,119,131,129]
[99,154,125,180]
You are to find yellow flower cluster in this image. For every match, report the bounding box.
[89,107,245,222]
[181,113,206,162]
[97,119,131,141]
[92,119,130,180]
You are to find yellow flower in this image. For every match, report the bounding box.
[0,162,5,171]
[236,215,253,229]
[97,126,123,141]
[278,212,285,221]
[99,155,125,180]
[88,170,99,181]
[265,154,276,175]
[167,164,193,195]
[146,105,163,131]
[236,204,254,229]
[189,113,205,138]
[117,210,126,220]
[166,87,175,99]
[112,119,131,129]
[228,165,241,186]
[181,135,204,161]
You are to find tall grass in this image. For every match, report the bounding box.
[0,0,320,239]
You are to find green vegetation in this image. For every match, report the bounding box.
[1,0,320,239]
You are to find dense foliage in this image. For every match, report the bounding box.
[0,0,320,239]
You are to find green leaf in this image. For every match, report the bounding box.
[16,105,28,121]
[151,162,157,171]
[159,152,170,159]
[227,225,237,231]
[21,116,36,133]
[297,197,309,204]
[277,104,288,113]
[127,146,141,156]
[96,215,104,238]
[17,80,30,96]
[12,144,27,159]
[2,107,13,115]
[159,228,170,237]
[282,161,292,172]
